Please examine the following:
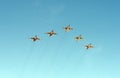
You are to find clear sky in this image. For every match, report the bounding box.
[0,0,120,78]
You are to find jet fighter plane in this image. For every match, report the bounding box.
[30,35,40,42]
[45,30,57,37]
[75,35,83,41]
[85,43,93,50]
[63,25,73,32]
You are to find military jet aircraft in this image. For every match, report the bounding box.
[63,24,73,32]
[30,35,40,42]
[45,30,57,37]
[85,43,93,50]
[75,35,83,41]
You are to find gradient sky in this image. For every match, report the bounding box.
[0,0,120,78]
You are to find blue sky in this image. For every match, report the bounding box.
[0,0,120,78]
